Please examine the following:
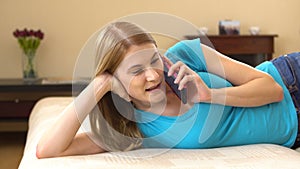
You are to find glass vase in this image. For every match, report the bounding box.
[22,52,38,81]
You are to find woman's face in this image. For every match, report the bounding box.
[115,43,166,109]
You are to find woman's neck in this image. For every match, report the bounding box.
[161,92,192,116]
[133,91,192,117]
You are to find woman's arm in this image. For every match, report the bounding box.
[169,44,283,107]
[200,44,284,107]
[36,74,112,158]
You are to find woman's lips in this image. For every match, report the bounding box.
[145,82,162,92]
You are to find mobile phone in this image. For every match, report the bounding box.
[162,57,187,104]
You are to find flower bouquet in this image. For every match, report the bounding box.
[13,28,44,80]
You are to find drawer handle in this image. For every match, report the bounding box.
[14,99,20,103]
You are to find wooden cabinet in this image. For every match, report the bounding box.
[185,35,278,66]
[0,79,86,131]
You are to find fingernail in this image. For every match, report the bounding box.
[178,85,182,90]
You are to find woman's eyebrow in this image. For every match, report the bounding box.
[127,64,143,72]
[127,51,159,71]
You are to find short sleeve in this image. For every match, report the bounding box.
[164,39,207,72]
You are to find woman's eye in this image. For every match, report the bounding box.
[151,57,160,65]
[131,69,143,75]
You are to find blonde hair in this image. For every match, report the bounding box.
[89,22,156,151]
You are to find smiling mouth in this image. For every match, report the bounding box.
[145,83,162,92]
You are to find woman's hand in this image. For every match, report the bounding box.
[92,72,112,101]
[167,60,211,103]
[93,72,131,102]
[111,76,131,102]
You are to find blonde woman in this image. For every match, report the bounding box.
[36,22,300,158]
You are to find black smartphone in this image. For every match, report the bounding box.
[162,57,187,104]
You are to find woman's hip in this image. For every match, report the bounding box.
[271,52,300,112]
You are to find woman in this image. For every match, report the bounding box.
[36,21,300,158]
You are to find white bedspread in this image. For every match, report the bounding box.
[18,97,300,169]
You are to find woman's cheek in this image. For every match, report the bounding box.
[127,76,145,96]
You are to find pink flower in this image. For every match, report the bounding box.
[34,30,44,40]
[13,28,44,40]
[13,28,45,55]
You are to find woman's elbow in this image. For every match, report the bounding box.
[275,84,284,102]
[36,144,45,159]
[36,146,48,159]
[36,143,58,159]
[36,144,49,159]
[266,75,284,103]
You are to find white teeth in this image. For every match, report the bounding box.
[146,87,155,91]
[149,86,156,90]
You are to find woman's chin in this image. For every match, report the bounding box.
[147,87,167,102]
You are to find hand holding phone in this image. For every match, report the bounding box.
[161,57,187,104]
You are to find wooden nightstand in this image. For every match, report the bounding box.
[185,35,278,67]
[0,78,87,131]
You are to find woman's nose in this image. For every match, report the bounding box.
[145,68,159,81]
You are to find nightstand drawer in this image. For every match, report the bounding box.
[0,78,87,131]
[0,101,36,118]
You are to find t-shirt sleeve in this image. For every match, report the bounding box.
[164,39,208,72]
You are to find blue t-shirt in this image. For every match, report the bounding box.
[134,39,297,149]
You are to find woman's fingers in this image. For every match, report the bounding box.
[167,61,212,103]
[169,61,193,85]
[168,61,184,82]
[178,74,195,90]
[111,76,131,102]
[94,72,131,102]
[167,61,180,77]
[174,65,188,84]
[161,56,173,67]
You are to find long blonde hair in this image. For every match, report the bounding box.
[89,22,156,151]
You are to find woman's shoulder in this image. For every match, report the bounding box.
[165,39,207,72]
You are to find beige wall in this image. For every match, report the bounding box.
[1,0,299,79]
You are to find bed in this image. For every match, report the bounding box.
[18,97,300,169]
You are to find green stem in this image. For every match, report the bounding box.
[23,51,36,78]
